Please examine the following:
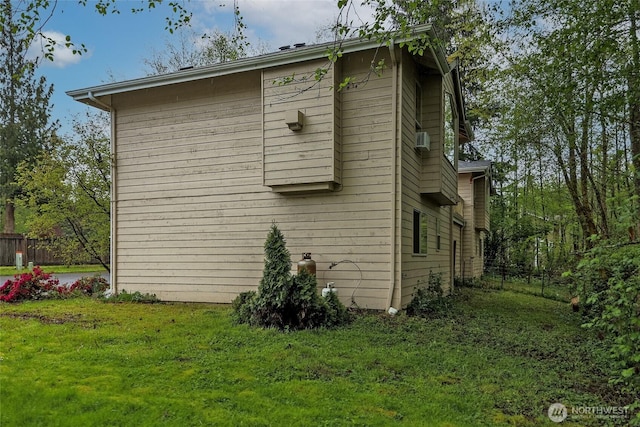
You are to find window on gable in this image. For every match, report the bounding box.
[413,210,428,255]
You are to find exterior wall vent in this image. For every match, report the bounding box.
[415,131,431,151]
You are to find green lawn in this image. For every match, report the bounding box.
[472,274,573,303]
[0,288,634,426]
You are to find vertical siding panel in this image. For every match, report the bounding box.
[458,172,477,278]
[262,60,340,188]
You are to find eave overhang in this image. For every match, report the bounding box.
[67,24,444,111]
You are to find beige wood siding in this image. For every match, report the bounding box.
[453,222,463,280]
[399,52,453,307]
[417,74,458,205]
[473,176,490,231]
[458,172,483,278]
[262,59,341,189]
[112,52,394,309]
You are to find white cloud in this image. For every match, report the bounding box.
[27,31,88,68]
[194,0,376,51]
[239,0,340,46]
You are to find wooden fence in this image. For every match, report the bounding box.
[0,234,66,266]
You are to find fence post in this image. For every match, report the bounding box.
[22,234,28,266]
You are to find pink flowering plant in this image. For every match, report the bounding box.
[68,276,109,296]
[0,266,62,302]
[0,267,108,303]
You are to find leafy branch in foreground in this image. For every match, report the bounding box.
[4,0,192,69]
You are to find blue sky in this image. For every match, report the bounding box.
[31,0,358,136]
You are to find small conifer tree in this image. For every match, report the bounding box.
[258,223,293,307]
[232,223,350,330]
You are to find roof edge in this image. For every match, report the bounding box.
[67,24,439,107]
[458,160,492,174]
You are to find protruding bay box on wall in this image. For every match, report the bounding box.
[417,74,458,206]
[262,59,341,192]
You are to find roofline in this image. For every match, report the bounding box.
[67,24,443,109]
[458,161,492,174]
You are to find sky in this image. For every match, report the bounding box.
[29,0,373,136]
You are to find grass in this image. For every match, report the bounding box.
[466,274,573,303]
[0,288,635,426]
[0,264,107,276]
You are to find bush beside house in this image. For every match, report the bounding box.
[232,224,350,330]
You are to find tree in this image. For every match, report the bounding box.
[143,27,268,76]
[0,0,58,233]
[142,0,263,75]
[16,111,110,270]
[485,0,639,248]
[335,0,497,121]
[487,2,640,408]
[2,0,192,67]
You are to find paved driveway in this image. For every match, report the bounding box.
[1,271,110,286]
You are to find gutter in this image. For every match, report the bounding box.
[87,91,111,110]
[471,173,486,183]
[67,24,438,104]
[67,38,380,102]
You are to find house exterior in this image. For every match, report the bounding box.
[457,160,492,279]
[67,26,474,310]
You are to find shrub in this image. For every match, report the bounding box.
[232,223,349,330]
[455,276,486,289]
[323,290,351,327]
[406,272,453,318]
[0,267,62,302]
[231,291,257,324]
[102,290,159,303]
[0,268,113,302]
[570,241,640,416]
[69,275,109,296]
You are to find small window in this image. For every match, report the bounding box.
[436,217,441,251]
[444,92,456,165]
[413,210,428,255]
[415,82,423,130]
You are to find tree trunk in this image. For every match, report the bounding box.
[3,200,15,233]
[555,134,597,248]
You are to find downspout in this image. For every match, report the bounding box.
[386,41,400,312]
[88,91,117,295]
[471,174,486,183]
[460,220,465,282]
[449,204,454,292]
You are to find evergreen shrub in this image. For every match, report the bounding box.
[232,223,350,330]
